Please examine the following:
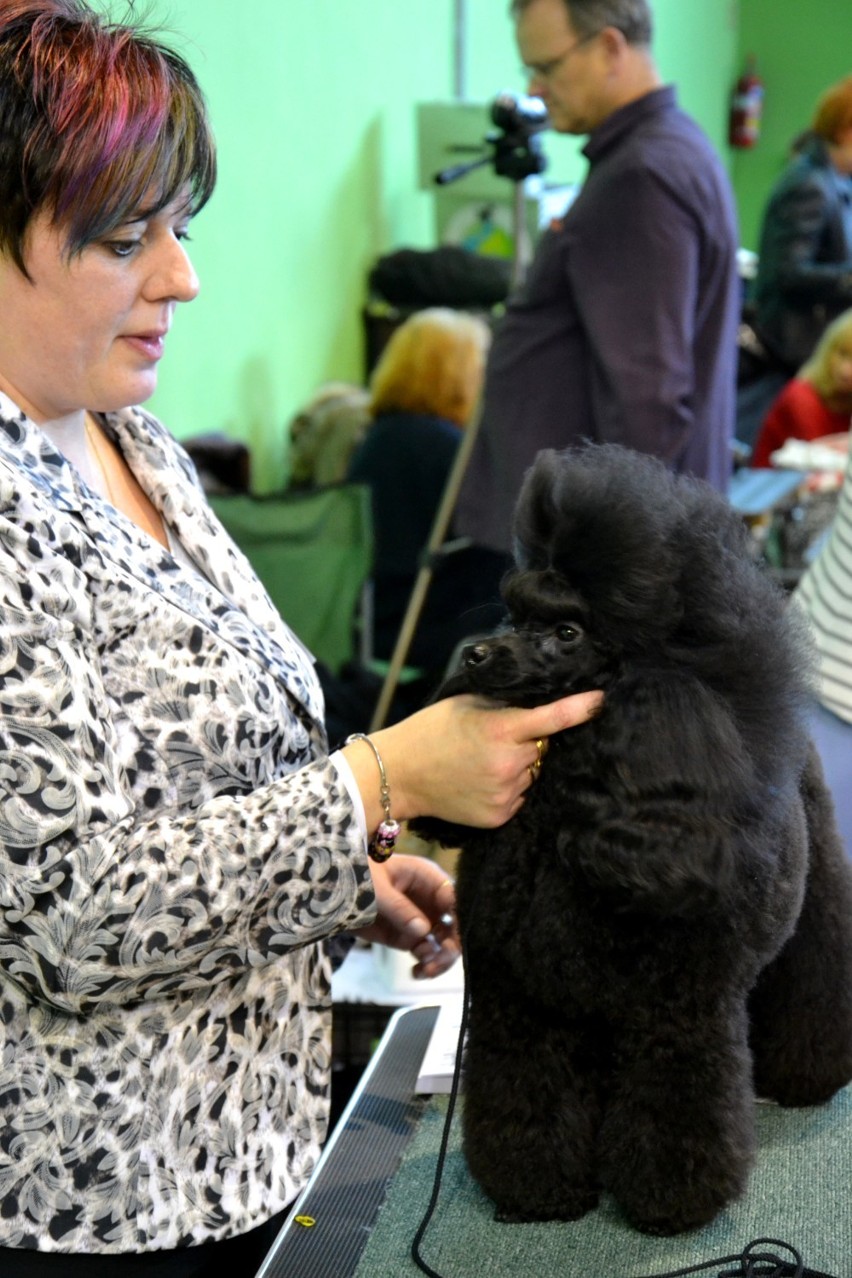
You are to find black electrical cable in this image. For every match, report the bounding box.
[410,959,471,1278]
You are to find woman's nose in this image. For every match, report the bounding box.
[145,236,200,304]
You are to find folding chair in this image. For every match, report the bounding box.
[208,484,373,673]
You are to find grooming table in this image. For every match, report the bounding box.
[258,1005,852,1278]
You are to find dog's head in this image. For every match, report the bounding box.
[441,565,616,705]
[441,444,807,717]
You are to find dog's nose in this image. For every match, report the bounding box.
[464,642,491,667]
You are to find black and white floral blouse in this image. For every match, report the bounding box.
[0,392,375,1254]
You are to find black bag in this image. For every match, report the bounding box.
[369,246,511,309]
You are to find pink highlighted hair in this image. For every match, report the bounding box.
[0,0,216,272]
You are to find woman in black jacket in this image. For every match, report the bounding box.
[753,77,852,374]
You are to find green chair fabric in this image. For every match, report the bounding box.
[208,484,373,674]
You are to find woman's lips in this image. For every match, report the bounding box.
[123,332,166,360]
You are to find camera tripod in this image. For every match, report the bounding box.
[368,94,549,731]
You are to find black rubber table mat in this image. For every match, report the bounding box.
[257,1004,437,1278]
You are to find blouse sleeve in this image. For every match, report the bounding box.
[751,379,835,467]
[752,386,796,466]
[0,510,376,1015]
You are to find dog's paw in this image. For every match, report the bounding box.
[492,1188,599,1224]
[633,1217,698,1237]
[756,1071,852,1108]
[628,1201,725,1237]
[618,1174,743,1237]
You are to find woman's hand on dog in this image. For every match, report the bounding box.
[348,690,603,831]
[343,691,601,979]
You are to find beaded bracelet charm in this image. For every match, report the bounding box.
[344,733,401,862]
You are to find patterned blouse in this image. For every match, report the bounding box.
[0,393,375,1254]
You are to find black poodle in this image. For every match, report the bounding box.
[415,444,852,1236]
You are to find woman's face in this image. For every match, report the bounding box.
[0,192,199,425]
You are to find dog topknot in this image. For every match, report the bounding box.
[507,444,813,801]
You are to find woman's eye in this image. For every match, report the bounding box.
[556,624,580,642]
[105,239,141,258]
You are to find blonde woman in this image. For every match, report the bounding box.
[752,307,852,466]
[348,308,499,679]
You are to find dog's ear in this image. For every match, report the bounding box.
[565,671,759,915]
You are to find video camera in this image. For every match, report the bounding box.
[489,91,549,136]
[435,90,550,187]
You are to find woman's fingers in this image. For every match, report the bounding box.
[362,687,604,831]
[507,689,604,742]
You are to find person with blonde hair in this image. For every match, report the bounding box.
[287,381,371,487]
[752,306,852,466]
[348,308,497,679]
[368,307,488,427]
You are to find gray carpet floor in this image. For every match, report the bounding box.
[355,1086,852,1277]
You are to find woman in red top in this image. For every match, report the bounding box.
[752,308,852,466]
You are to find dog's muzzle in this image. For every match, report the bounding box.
[458,636,530,696]
[450,629,601,705]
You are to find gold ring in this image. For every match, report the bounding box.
[527,761,540,784]
[536,737,549,763]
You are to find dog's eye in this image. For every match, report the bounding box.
[556,624,581,643]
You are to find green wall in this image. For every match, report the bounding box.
[148,1,738,491]
[734,0,852,251]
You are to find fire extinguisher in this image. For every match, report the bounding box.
[729,55,764,149]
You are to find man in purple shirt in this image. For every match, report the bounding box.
[455,0,740,555]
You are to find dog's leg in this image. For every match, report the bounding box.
[749,744,852,1106]
[462,990,602,1223]
[597,1001,754,1235]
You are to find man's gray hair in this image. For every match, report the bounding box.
[510,0,653,46]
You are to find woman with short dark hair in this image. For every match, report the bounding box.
[0,3,601,1272]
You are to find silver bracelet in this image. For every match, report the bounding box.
[344,733,401,862]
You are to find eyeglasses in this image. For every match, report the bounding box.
[521,29,600,81]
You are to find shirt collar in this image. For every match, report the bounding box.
[583,84,677,163]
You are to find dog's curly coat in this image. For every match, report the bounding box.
[415,444,852,1236]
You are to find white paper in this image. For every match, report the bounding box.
[415,994,466,1094]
